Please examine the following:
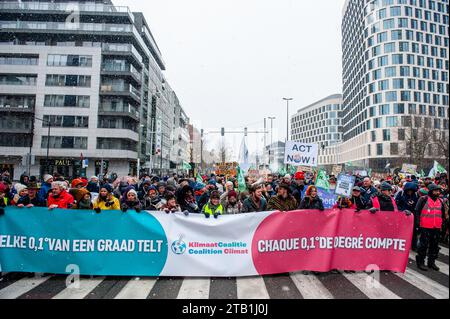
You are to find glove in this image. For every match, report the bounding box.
[183,210,189,217]
[369,208,378,214]
[135,207,142,213]
[121,205,128,213]
[164,209,170,214]
[94,207,101,214]
[319,207,325,212]
[404,210,412,216]
[0,207,4,216]
[354,209,361,213]
[213,213,220,219]
[105,201,112,208]
[204,213,210,219]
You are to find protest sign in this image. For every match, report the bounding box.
[297,165,314,173]
[335,174,356,197]
[317,188,338,209]
[402,164,418,175]
[284,142,318,167]
[0,207,412,276]
[215,162,238,177]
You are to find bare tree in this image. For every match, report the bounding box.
[217,140,233,163]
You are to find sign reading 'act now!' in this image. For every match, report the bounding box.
[284,142,319,167]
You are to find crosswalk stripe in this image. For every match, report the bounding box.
[289,273,333,299]
[440,246,449,256]
[342,272,400,299]
[395,268,449,299]
[176,278,210,299]
[409,251,449,276]
[53,277,105,299]
[114,277,157,299]
[236,277,270,299]
[0,275,50,299]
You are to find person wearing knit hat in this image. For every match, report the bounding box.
[202,190,223,218]
[120,188,142,213]
[71,179,85,189]
[93,184,120,212]
[223,190,242,214]
[38,175,53,203]
[11,184,28,206]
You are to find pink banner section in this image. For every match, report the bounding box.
[252,209,413,274]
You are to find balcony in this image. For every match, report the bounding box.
[101,43,143,65]
[98,104,140,121]
[100,84,141,104]
[101,63,142,84]
[0,104,34,113]
[0,2,135,23]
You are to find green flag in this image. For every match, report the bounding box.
[182,161,192,170]
[289,166,297,175]
[237,166,247,192]
[196,173,203,184]
[436,161,447,174]
[367,168,372,177]
[315,169,330,190]
[419,169,426,178]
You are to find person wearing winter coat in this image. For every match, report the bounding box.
[38,174,53,203]
[73,188,93,210]
[142,186,165,211]
[268,183,298,212]
[48,182,75,210]
[299,186,325,211]
[395,182,420,250]
[93,184,121,212]
[11,183,29,206]
[201,191,223,218]
[242,184,268,213]
[414,184,447,271]
[120,189,142,213]
[349,186,371,211]
[86,176,100,194]
[177,185,199,213]
[160,194,182,214]
[15,183,46,208]
[360,177,379,203]
[222,190,242,214]
[369,182,405,214]
[0,182,9,215]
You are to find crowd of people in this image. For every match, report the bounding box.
[0,169,448,273]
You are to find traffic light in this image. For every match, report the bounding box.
[244,127,248,137]
[221,127,225,136]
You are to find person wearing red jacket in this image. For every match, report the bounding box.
[48,182,74,210]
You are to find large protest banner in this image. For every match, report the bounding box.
[284,142,318,167]
[0,207,412,277]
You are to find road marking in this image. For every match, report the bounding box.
[177,278,210,299]
[290,273,333,299]
[114,277,157,299]
[439,246,449,256]
[236,277,270,299]
[409,251,449,276]
[53,277,104,299]
[395,268,449,299]
[0,275,50,299]
[343,272,400,299]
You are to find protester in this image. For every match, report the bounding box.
[93,184,120,212]
[242,184,268,213]
[349,186,370,211]
[47,181,75,210]
[177,185,199,213]
[415,184,446,271]
[299,186,324,211]
[360,177,378,203]
[201,190,223,218]
[142,185,165,211]
[15,182,46,208]
[120,189,142,213]
[268,183,298,212]
[395,182,420,250]
[160,193,182,214]
[222,190,242,214]
[74,188,93,210]
[0,182,9,215]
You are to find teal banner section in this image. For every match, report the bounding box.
[0,207,168,276]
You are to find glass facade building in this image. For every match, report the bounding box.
[341,0,449,170]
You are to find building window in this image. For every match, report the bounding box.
[377,144,383,156]
[398,129,405,141]
[47,55,92,67]
[45,74,91,87]
[41,136,88,149]
[44,95,90,108]
[383,129,391,141]
[0,74,37,85]
[390,143,399,155]
[0,54,38,65]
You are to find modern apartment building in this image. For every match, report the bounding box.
[340,0,449,170]
[291,94,343,168]
[0,0,189,180]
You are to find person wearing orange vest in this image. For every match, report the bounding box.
[414,184,445,271]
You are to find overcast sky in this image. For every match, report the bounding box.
[114,0,346,159]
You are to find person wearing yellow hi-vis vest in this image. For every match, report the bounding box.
[201,190,223,219]
[0,182,9,215]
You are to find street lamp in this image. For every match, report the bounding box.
[268,117,276,167]
[283,98,293,171]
